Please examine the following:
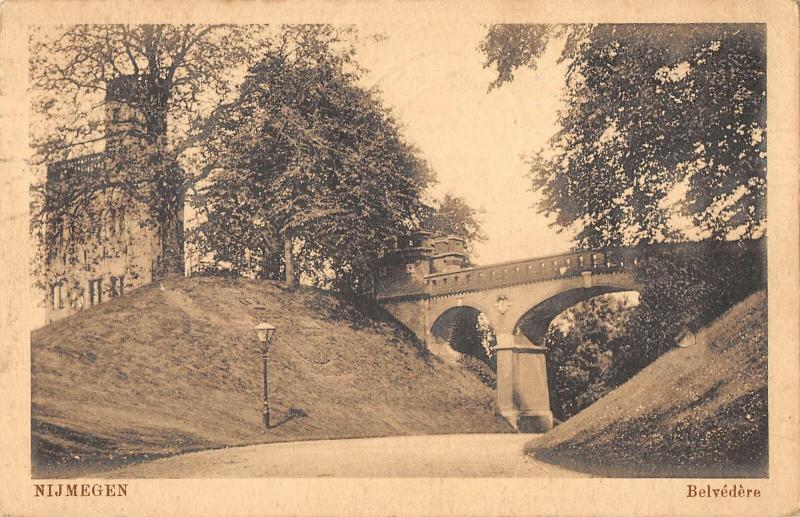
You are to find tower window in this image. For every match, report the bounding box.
[110,275,125,298]
[51,282,63,310]
[89,278,103,306]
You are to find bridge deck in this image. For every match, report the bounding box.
[376,248,641,300]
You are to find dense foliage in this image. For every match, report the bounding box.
[542,240,765,421]
[447,311,497,368]
[612,240,767,383]
[541,294,635,421]
[193,26,434,293]
[433,308,497,388]
[481,24,766,247]
[422,193,487,255]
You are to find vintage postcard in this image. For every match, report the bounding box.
[1,0,798,515]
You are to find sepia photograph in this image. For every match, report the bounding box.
[1,1,798,516]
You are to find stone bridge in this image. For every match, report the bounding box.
[372,231,762,432]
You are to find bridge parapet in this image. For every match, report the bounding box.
[376,247,641,300]
[424,248,639,297]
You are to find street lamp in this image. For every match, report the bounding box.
[254,322,276,431]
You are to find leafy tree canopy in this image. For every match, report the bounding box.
[193,25,434,293]
[481,24,766,248]
[422,193,487,255]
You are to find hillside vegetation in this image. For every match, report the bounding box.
[31,277,510,477]
[528,290,768,477]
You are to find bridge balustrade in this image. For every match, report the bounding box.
[374,247,641,300]
[422,248,639,297]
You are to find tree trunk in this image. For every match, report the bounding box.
[284,236,295,287]
[141,83,182,281]
[154,186,185,280]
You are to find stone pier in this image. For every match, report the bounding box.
[495,333,553,432]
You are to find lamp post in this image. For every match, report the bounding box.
[254,322,276,431]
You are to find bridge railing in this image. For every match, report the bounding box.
[375,238,767,300]
[421,248,640,297]
[374,247,641,300]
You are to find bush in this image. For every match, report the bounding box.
[610,239,766,385]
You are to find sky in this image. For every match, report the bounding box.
[356,22,575,265]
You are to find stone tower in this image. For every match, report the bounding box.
[104,75,168,154]
[373,230,469,298]
[42,75,166,326]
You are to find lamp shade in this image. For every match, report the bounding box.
[254,322,276,344]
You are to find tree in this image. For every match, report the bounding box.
[423,193,487,255]
[480,24,766,248]
[29,24,264,283]
[193,26,434,293]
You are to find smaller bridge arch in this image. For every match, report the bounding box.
[429,305,496,365]
[429,300,495,333]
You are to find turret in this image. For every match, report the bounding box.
[430,235,468,273]
[373,230,470,298]
[373,230,434,297]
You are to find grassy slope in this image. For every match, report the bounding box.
[32,277,509,477]
[528,290,768,478]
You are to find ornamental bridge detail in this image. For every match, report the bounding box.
[372,231,755,432]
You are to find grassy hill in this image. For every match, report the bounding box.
[528,290,768,477]
[31,277,510,477]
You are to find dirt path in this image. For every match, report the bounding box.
[102,434,589,478]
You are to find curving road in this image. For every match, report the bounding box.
[103,434,588,478]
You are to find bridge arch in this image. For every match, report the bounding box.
[494,273,639,335]
[511,284,640,345]
[429,301,495,333]
[428,304,496,363]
